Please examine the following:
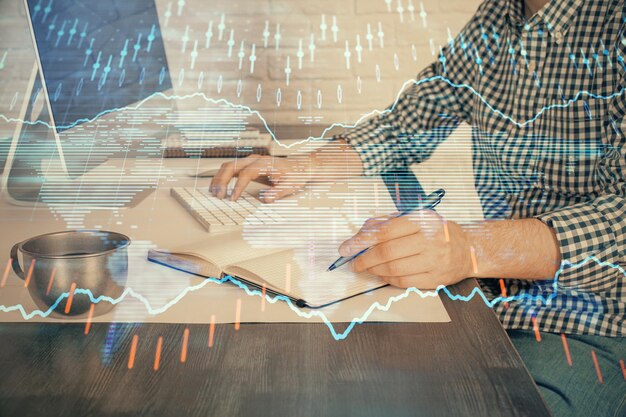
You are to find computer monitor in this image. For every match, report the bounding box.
[2,0,174,203]
[9,0,173,185]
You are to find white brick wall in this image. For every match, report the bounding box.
[0,0,483,132]
[158,0,483,129]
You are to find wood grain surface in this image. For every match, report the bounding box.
[0,279,551,417]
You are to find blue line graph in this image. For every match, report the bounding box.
[1,75,624,149]
[1,256,623,340]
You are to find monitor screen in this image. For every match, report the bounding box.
[25,0,172,133]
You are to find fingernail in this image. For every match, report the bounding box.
[260,189,276,202]
[338,242,351,257]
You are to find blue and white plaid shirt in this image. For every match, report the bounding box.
[341,0,625,336]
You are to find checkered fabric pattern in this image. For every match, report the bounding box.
[340,0,625,336]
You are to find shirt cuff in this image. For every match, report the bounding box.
[334,117,398,176]
[535,202,621,292]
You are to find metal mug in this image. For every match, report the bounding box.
[10,230,130,318]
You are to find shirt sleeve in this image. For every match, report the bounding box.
[338,2,489,176]
[536,194,625,292]
[535,83,626,293]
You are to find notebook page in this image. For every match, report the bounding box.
[156,231,286,270]
[224,249,386,307]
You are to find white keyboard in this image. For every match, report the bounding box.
[171,187,282,232]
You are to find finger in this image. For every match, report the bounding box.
[265,165,286,184]
[364,254,434,278]
[230,163,268,201]
[210,157,258,198]
[230,164,260,201]
[337,217,387,252]
[210,162,235,198]
[341,209,445,256]
[381,272,437,289]
[339,215,423,257]
[259,179,303,203]
[350,234,428,272]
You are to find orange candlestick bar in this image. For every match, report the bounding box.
[127,335,139,369]
[180,327,190,363]
[208,315,216,348]
[469,246,478,275]
[498,279,509,309]
[1,259,11,288]
[591,350,603,384]
[64,282,77,315]
[531,316,542,342]
[234,298,242,331]
[560,333,573,367]
[153,336,163,371]
[84,304,95,335]
[45,268,57,296]
[23,259,35,288]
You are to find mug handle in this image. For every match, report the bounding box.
[10,243,25,280]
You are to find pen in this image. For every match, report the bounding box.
[327,188,446,272]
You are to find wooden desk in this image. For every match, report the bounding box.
[0,278,550,417]
[0,158,550,416]
[0,163,554,405]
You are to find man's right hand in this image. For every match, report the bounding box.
[209,139,364,203]
[210,154,314,203]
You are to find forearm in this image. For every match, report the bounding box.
[463,218,562,281]
[296,139,364,182]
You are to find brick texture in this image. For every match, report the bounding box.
[0,0,482,129]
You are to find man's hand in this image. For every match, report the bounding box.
[339,210,473,289]
[210,139,364,202]
[339,211,563,288]
[210,154,311,202]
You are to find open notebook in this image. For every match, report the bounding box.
[148,231,387,308]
